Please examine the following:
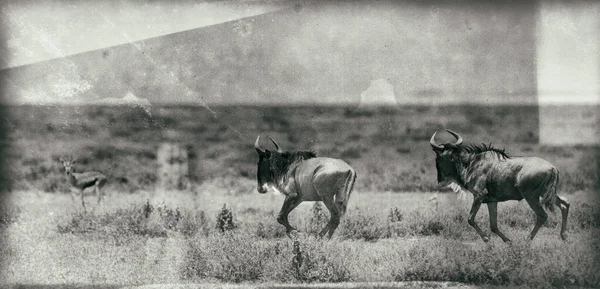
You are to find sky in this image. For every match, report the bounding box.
[0,0,288,69]
[0,0,598,105]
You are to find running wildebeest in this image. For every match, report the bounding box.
[430,129,569,243]
[254,136,357,239]
[59,156,107,210]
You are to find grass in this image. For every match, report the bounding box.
[4,189,598,287]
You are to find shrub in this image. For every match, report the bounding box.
[215,204,236,233]
[177,210,211,237]
[388,207,403,223]
[184,233,276,283]
[304,202,328,235]
[394,238,600,288]
[0,204,20,227]
[339,207,386,241]
[57,200,209,241]
[289,239,352,283]
[184,235,352,283]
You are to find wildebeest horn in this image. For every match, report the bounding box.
[445,129,463,145]
[430,131,444,150]
[255,135,265,154]
[269,137,283,153]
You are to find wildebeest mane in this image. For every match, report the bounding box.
[269,150,317,182]
[457,143,510,159]
[284,150,317,162]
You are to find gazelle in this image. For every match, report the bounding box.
[59,156,107,210]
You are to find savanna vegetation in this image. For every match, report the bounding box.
[1,104,599,288]
[3,104,598,193]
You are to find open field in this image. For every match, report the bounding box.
[1,189,600,288]
[1,104,599,288]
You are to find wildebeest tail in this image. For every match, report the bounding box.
[339,170,357,215]
[540,168,559,213]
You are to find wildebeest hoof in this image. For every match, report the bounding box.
[286,230,299,239]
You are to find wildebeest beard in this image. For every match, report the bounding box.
[269,150,317,185]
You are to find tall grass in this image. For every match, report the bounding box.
[34,191,600,287]
[182,231,600,287]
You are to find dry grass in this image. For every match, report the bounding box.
[2,189,599,288]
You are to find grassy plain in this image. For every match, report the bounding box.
[1,104,599,288]
[1,189,599,288]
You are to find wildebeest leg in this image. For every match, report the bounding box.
[96,183,103,205]
[80,188,86,211]
[277,196,302,237]
[487,202,511,243]
[524,197,548,240]
[319,196,341,239]
[556,196,570,240]
[468,198,489,242]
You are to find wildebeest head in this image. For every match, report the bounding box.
[255,135,283,194]
[254,135,316,194]
[430,129,463,187]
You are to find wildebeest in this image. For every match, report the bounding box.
[255,136,357,239]
[430,129,569,243]
[59,156,107,210]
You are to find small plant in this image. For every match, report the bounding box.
[421,220,445,236]
[305,202,328,235]
[339,208,386,241]
[216,204,236,233]
[292,240,303,280]
[154,202,183,230]
[388,207,403,223]
[0,205,20,227]
[288,239,352,282]
[178,211,211,237]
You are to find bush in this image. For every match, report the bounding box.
[304,202,329,235]
[57,200,210,241]
[394,238,600,288]
[289,239,352,283]
[183,235,352,283]
[0,204,20,227]
[184,233,276,283]
[215,204,236,233]
[339,207,386,241]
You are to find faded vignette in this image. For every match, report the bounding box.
[0,0,599,288]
